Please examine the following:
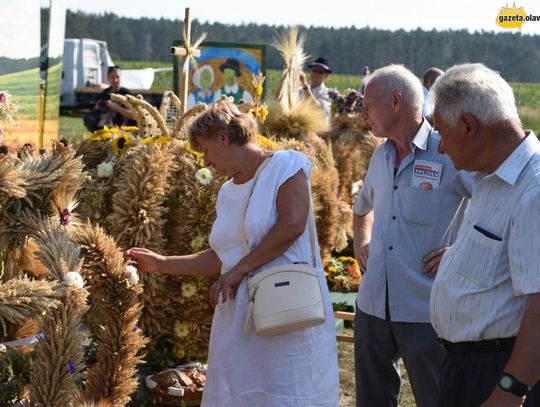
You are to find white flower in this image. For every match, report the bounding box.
[124,265,139,286]
[174,321,190,338]
[190,235,205,251]
[195,167,213,185]
[63,272,84,289]
[96,161,115,178]
[181,282,197,298]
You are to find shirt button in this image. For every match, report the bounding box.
[393,185,398,190]
[392,216,396,220]
[389,246,394,250]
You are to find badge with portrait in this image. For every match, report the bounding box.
[411,160,442,189]
[172,40,266,109]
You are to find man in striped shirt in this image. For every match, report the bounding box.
[430,63,540,407]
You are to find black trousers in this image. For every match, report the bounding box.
[439,349,540,407]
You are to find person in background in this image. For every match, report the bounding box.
[96,65,136,128]
[126,99,339,407]
[360,65,370,95]
[214,59,253,104]
[421,67,444,118]
[429,62,540,407]
[300,57,332,122]
[353,64,472,407]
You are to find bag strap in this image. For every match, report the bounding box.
[239,156,317,268]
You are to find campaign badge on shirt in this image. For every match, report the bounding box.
[411,160,442,189]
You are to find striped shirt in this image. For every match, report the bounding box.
[354,119,472,322]
[431,133,540,342]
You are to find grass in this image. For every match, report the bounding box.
[59,113,89,141]
[337,328,416,407]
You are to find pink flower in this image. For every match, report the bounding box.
[60,208,71,226]
[0,93,5,103]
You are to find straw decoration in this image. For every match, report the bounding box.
[73,222,148,407]
[0,278,62,337]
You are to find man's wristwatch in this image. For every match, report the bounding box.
[302,85,309,91]
[497,373,530,397]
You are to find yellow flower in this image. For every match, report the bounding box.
[255,84,263,97]
[259,105,268,120]
[186,142,204,158]
[181,282,198,298]
[157,136,172,145]
[175,346,186,359]
[121,125,138,132]
[90,126,113,142]
[141,135,172,146]
[256,134,276,150]
[174,321,190,338]
[111,133,133,155]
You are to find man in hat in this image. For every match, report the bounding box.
[214,58,253,104]
[300,56,332,121]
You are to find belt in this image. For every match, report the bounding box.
[438,337,516,353]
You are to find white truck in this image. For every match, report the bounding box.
[60,38,163,110]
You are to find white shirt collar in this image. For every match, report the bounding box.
[494,131,539,186]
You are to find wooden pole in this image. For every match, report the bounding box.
[182,8,191,113]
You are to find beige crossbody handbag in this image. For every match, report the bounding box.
[241,156,326,336]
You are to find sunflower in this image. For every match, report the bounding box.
[111,132,133,155]
[89,126,113,142]
[256,134,276,150]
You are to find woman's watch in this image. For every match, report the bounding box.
[498,373,530,397]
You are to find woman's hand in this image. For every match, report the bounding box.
[209,267,246,306]
[125,247,164,274]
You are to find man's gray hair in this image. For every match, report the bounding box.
[428,63,520,125]
[364,64,423,111]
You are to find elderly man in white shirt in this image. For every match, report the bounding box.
[430,63,540,407]
[353,64,472,407]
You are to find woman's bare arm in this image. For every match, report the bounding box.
[126,247,221,277]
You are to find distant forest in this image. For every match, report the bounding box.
[65,11,540,82]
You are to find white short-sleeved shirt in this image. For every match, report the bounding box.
[354,119,473,322]
[431,133,540,342]
[204,150,339,407]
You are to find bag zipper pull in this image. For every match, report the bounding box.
[243,285,258,334]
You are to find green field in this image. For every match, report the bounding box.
[0,68,40,117]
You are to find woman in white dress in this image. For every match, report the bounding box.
[126,99,339,407]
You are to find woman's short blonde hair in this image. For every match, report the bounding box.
[188,99,257,150]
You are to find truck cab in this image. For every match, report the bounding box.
[61,38,162,110]
[61,38,113,109]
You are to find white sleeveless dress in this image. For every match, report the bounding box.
[202,150,339,407]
